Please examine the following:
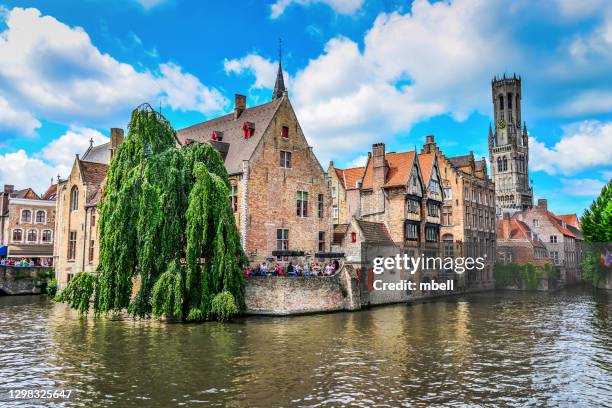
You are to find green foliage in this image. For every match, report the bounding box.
[56,103,246,322]
[54,272,97,314]
[582,179,612,243]
[46,278,58,297]
[36,269,52,279]
[495,262,553,290]
[211,291,239,322]
[581,249,600,288]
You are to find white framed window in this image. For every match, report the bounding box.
[42,230,53,243]
[444,188,452,199]
[11,229,23,242]
[70,186,79,211]
[27,229,38,243]
[35,210,46,223]
[21,209,32,223]
[332,206,339,219]
[331,186,337,198]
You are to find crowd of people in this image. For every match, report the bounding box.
[244,260,341,278]
[0,258,52,267]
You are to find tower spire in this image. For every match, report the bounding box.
[272,38,286,100]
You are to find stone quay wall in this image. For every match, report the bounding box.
[245,265,360,315]
[0,266,52,295]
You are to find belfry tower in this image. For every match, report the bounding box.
[488,74,533,215]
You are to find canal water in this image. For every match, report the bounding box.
[1,288,611,407]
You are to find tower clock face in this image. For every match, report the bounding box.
[497,118,506,129]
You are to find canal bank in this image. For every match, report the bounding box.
[1,288,611,407]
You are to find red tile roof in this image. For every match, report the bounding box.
[361,151,416,189]
[556,214,579,229]
[546,211,576,238]
[335,166,365,190]
[417,152,435,186]
[496,218,546,248]
[41,184,57,200]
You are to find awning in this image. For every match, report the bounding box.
[0,246,7,257]
[8,244,53,257]
[315,252,345,258]
[271,250,305,257]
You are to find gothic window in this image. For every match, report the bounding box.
[507,93,513,109]
[70,186,79,211]
[21,209,32,223]
[36,210,46,223]
[68,231,77,260]
[499,95,504,111]
[497,157,502,172]
[502,156,508,172]
[281,126,289,139]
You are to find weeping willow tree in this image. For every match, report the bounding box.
[57,104,247,321]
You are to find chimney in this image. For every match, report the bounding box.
[425,135,435,144]
[3,184,14,194]
[109,128,124,161]
[372,143,387,190]
[234,94,246,119]
[537,198,547,211]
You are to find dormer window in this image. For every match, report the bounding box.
[281,126,289,138]
[243,122,255,139]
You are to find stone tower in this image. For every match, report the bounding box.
[488,74,533,216]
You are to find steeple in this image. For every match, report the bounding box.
[272,38,286,100]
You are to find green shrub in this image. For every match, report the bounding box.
[54,272,97,314]
[46,278,58,297]
[210,291,238,322]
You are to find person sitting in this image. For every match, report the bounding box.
[0,258,6,266]
[276,263,283,276]
[15,260,22,267]
[259,262,268,276]
[288,262,297,277]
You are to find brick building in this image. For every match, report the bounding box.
[177,62,330,265]
[54,129,123,288]
[496,213,551,266]
[420,135,497,289]
[0,184,56,264]
[511,199,583,285]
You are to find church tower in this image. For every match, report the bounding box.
[488,74,533,216]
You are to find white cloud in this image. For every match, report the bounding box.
[0,127,108,194]
[559,178,607,196]
[270,0,364,19]
[557,90,612,117]
[0,7,226,136]
[529,121,612,175]
[224,55,283,90]
[0,96,41,135]
[347,155,368,167]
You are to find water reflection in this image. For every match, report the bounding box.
[0,288,611,407]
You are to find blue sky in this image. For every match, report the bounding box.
[0,0,611,216]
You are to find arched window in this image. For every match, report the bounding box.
[27,229,37,242]
[70,186,79,211]
[507,93,513,109]
[36,210,46,223]
[497,157,502,172]
[42,230,53,243]
[502,156,508,172]
[12,229,23,242]
[498,95,504,111]
[21,209,32,223]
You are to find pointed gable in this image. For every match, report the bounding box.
[361,151,418,189]
[417,152,435,186]
[335,166,365,190]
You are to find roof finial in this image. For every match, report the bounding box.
[272,38,286,100]
[89,137,94,148]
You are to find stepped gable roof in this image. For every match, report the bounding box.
[41,184,57,200]
[356,219,394,244]
[82,142,110,164]
[78,160,108,186]
[361,151,416,189]
[177,98,283,175]
[417,152,435,186]
[334,166,365,190]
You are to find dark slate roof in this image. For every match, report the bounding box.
[79,160,108,185]
[176,98,283,175]
[356,220,394,243]
[11,188,39,199]
[82,142,110,164]
[448,154,472,169]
